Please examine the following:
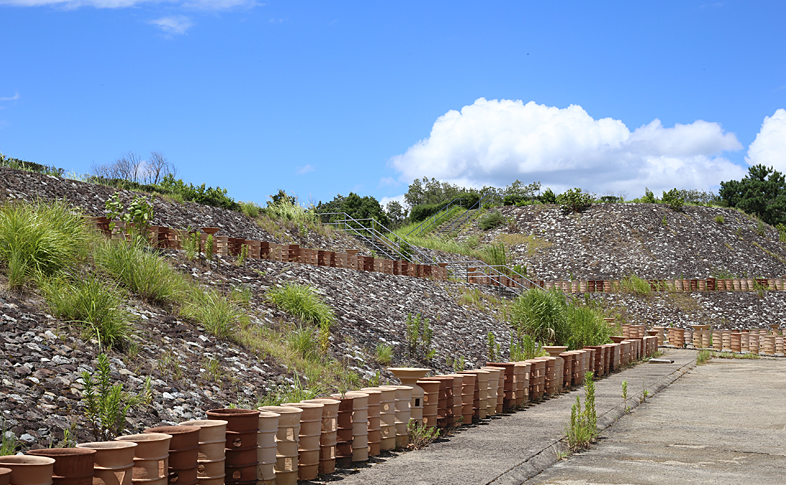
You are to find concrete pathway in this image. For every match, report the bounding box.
[324,349,696,485]
[528,357,786,485]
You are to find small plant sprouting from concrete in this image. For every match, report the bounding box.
[566,371,597,452]
[621,380,629,413]
[696,349,712,365]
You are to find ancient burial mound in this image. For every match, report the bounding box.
[0,167,510,450]
[462,203,786,280]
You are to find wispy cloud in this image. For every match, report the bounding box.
[378,176,398,187]
[149,15,193,35]
[296,164,315,175]
[0,93,20,102]
[268,17,284,24]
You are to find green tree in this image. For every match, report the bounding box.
[317,192,390,226]
[720,164,786,225]
[385,200,408,228]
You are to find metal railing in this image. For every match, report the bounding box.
[317,212,437,265]
[440,259,544,296]
[438,192,496,236]
[405,196,468,237]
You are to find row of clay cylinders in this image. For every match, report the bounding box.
[667,328,686,347]
[482,367,504,415]
[330,392,368,465]
[460,369,489,419]
[301,398,340,475]
[486,363,515,409]
[279,402,325,482]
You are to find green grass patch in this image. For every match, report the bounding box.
[266,283,336,328]
[619,274,651,296]
[41,275,131,350]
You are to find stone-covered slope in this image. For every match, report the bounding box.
[462,203,786,280]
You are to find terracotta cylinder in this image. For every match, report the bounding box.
[776,336,785,355]
[416,380,441,428]
[379,385,411,448]
[115,433,172,485]
[329,396,354,468]
[478,368,499,416]
[558,352,573,388]
[361,388,395,451]
[257,406,301,485]
[512,362,529,404]
[763,336,776,355]
[144,426,200,485]
[426,376,454,426]
[730,333,742,353]
[459,370,489,419]
[26,450,94,485]
[280,402,323,481]
[458,374,475,422]
[76,441,137,485]
[335,392,369,462]
[720,330,731,352]
[446,374,471,425]
[0,468,9,485]
[301,398,340,475]
[357,389,381,457]
[485,363,515,409]
[749,333,760,353]
[177,420,228,485]
[711,330,722,351]
[387,368,430,425]
[205,409,259,485]
[0,456,56,485]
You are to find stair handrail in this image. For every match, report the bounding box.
[316,211,436,265]
[439,192,495,235]
[440,259,544,295]
[405,196,467,238]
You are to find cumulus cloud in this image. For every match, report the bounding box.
[746,109,786,173]
[380,194,407,209]
[390,98,747,195]
[148,15,193,35]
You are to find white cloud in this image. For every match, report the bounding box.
[296,164,315,175]
[746,109,786,174]
[0,93,20,101]
[149,15,193,35]
[380,194,408,209]
[378,176,398,187]
[390,98,746,195]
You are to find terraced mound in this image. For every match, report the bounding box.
[460,203,786,280]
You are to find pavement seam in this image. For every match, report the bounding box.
[488,353,697,485]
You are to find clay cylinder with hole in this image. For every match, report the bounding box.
[364,387,396,451]
[329,396,354,468]
[459,369,489,419]
[115,433,172,485]
[415,380,440,428]
[379,385,412,448]
[427,376,454,426]
[176,420,227,485]
[454,373,474,423]
[0,456,56,485]
[343,392,370,462]
[301,398,339,475]
[205,409,259,485]
[144,426,200,485]
[446,375,465,424]
[513,362,530,404]
[485,363,515,409]
[280,402,322,481]
[257,406,301,485]
[386,368,430,425]
[27,448,95,485]
[358,389,381,457]
[77,441,137,485]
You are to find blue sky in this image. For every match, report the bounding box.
[1,1,784,209]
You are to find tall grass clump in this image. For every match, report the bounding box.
[41,276,131,350]
[0,200,91,289]
[266,283,335,328]
[181,287,243,339]
[510,287,610,349]
[95,240,189,304]
[266,197,317,225]
[619,274,651,296]
[566,372,598,451]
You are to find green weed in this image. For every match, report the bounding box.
[266,283,336,328]
[375,343,394,365]
[566,372,597,451]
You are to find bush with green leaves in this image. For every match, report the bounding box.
[720,164,786,226]
[557,188,593,213]
[82,353,151,441]
[478,211,505,230]
[0,200,91,289]
[662,188,684,211]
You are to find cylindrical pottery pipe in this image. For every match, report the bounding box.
[76,441,137,485]
[357,389,382,457]
[177,420,228,485]
[379,385,412,448]
[205,409,259,485]
[144,426,200,485]
[0,468,10,485]
[414,380,441,428]
[445,375,465,425]
[484,363,515,410]
[386,368,431,425]
[280,402,323,481]
[0,456,56,485]
[115,433,172,485]
[327,395,354,468]
[480,367,502,415]
[338,392,369,463]
[26,449,95,485]
[257,406,301,485]
[301,398,340,475]
[458,370,489,419]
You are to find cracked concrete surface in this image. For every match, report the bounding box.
[528,357,786,485]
